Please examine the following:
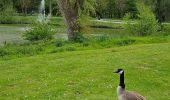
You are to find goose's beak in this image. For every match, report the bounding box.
[113,70,118,73]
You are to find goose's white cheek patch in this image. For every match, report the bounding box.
[119,70,124,74]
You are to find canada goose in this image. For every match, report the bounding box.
[114,69,146,100]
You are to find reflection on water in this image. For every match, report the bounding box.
[0,24,67,46]
[0,24,27,46]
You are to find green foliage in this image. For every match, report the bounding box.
[95,0,107,18]
[144,0,170,22]
[0,44,44,58]
[14,16,36,24]
[23,23,55,41]
[78,15,92,33]
[66,0,96,16]
[126,0,138,19]
[0,49,8,57]
[16,45,43,55]
[55,41,63,47]
[55,39,65,47]
[66,46,76,51]
[114,0,127,18]
[82,0,96,16]
[95,34,111,42]
[116,38,136,46]
[0,3,16,24]
[162,24,170,32]
[0,33,170,59]
[73,32,87,43]
[106,0,115,18]
[124,2,159,36]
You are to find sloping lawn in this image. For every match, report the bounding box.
[0,43,170,100]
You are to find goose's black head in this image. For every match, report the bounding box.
[114,69,124,74]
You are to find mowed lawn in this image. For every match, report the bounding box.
[0,43,170,100]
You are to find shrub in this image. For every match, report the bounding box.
[23,23,55,41]
[82,42,90,47]
[51,48,64,53]
[0,49,8,57]
[162,24,170,32]
[55,39,65,47]
[74,33,87,43]
[124,2,159,36]
[0,4,16,24]
[95,34,111,42]
[66,46,76,51]
[116,38,136,46]
[16,45,43,55]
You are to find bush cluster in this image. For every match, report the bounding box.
[124,2,159,36]
[23,23,55,41]
[0,5,16,24]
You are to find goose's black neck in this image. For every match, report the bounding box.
[119,71,125,89]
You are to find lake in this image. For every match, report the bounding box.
[0,24,27,46]
[0,24,68,46]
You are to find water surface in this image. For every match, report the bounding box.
[0,24,68,46]
[0,24,27,46]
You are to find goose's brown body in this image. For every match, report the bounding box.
[117,86,146,100]
[114,69,146,100]
[125,91,146,100]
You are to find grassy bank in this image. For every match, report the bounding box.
[0,42,170,99]
[0,15,170,60]
[0,16,64,25]
[0,35,170,60]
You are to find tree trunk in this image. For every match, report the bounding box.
[57,0,83,41]
[49,0,52,16]
[24,7,27,16]
[156,0,162,23]
[21,7,24,15]
[21,0,24,15]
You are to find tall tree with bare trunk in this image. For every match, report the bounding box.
[57,0,84,41]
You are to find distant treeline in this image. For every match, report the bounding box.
[0,0,60,16]
[0,0,170,22]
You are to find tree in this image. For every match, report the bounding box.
[106,0,115,18]
[49,0,52,16]
[124,2,159,36]
[126,0,137,19]
[0,0,15,23]
[114,0,127,18]
[46,0,55,16]
[144,0,170,22]
[95,0,107,18]
[57,0,85,41]
[51,2,61,16]
[19,0,32,15]
[155,0,170,23]
[82,0,96,16]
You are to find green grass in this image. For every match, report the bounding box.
[0,16,170,99]
[0,42,170,99]
[0,16,65,25]
[1,35,170,60]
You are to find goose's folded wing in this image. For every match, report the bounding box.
[126,91,146,100]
